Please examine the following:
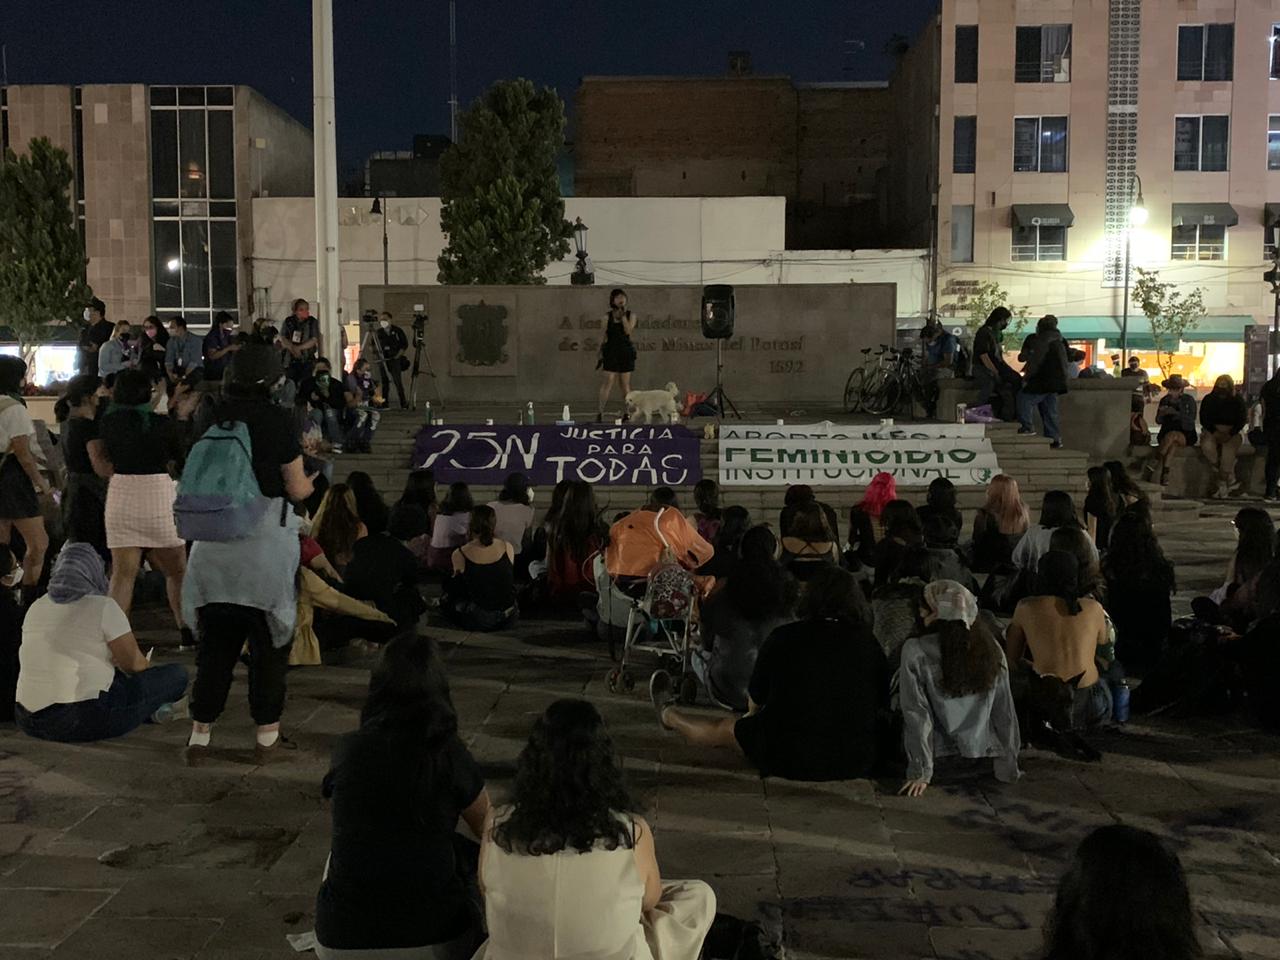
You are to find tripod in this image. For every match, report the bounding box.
[409,315,443,412]
[359,323,392,404]
[707,338,741,420]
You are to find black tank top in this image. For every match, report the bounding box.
[459,548,516,611]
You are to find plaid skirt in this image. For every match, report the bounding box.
[105,473,184,550]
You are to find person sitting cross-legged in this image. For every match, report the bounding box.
[440,505,519,632]
[651,564,889,782]
[897,580,1021,798]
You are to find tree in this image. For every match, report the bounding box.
[1132,267,1206,378]
[959,280,1030,344]
[0,138,91,370]
[437,79,572,284]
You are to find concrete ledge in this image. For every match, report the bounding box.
[1136,441,1267,498]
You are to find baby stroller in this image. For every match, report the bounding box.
[603,513,701,703]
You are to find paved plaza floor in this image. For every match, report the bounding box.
[3,505,1280,960]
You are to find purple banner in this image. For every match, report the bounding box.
[411,424,703,486]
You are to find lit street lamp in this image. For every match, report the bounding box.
[570,217,594,285]
[370,195,389,285]
[1120,174,1146,364]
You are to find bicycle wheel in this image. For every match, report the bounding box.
[859,368,886,412]
[843,368,866,413]
[865,374,902,417]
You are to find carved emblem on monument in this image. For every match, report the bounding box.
[455,300,510,367]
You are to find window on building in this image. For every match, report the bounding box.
[951,205,975,263]
[149,85,238,328]
[953,116,977,173]
[1174,115,1229,171]
[1171,223,1226,261]
[1013,116,1069,172]
[1012,224,1067,261]
[1015,24,1072,83]
[955,26,979,83]
[1269,117,1280,171]
[1272,24,1280,79]
[1177,24,1234,81]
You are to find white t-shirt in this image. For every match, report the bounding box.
[16,595,131,713]
[0,401,35,453]
[487,500,535,551]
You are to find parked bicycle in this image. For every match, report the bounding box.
[843,344,927,416]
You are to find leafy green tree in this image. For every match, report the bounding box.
[0,138,91,370]
[1132,267,1206,377]
[437,79,572,284]
[959,280,1030,343]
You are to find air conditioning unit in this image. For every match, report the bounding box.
[1053,55,1071,83]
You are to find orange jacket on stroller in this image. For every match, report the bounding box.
[605,506,715,580]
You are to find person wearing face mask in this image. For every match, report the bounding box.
[164,316,204,382]
[77,298,112,375]
[54,375,113,561]
[202,311,242,384]
[137,316,170,384]
[342,358,381,453]
[374,312,410,410]
[278,298,320,383]
[97,321,137,379]
[298,357,348,450]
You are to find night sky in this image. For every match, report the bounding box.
[2,0,936,172]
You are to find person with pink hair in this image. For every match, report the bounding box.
[847,472,898,566]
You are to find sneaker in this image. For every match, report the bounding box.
[1049,440,1063,450]
[254,733,298,765]
[150,695,190,725]
[178,626,197,651]
[648,670,675,731]
[1212,482,1228,500]
[1266,489,1280,502]
[1228,477,1245,494]
[1016,427,1036,436]
[330,445,343,454]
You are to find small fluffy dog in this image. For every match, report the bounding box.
[624,382,680,423]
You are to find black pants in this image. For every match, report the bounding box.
[1266,434,1280,494]
[381,361,407,408]
[191,603,289,726]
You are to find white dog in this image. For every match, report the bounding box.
[624,382,680,423]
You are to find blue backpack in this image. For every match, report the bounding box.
[174,421,272,541]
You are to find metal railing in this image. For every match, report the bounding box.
[1170,241,1225,261]
[1012,243,1066,262]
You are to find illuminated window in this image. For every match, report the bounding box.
[1013,117,1068,172]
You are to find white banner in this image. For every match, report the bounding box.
[719,422,1000,487]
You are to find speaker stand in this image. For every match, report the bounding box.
[707,338,741,420]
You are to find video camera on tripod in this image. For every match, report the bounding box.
[411,311,427,348]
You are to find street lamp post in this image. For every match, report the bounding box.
[370,195,389,285]
[570,217,594,285]
[1120,173,1147,365]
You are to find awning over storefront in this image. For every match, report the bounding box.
[1053,315,1251,351]
[1265,203,1280,227]
[1171,203,1238,227]
[1011,204,1075,227]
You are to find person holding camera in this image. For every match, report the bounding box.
[375,312,409,410]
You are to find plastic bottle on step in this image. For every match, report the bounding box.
[562,404,571,422]
[526,402,535,426]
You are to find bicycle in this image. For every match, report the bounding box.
[843,345,893,413]
[844,345,927,416]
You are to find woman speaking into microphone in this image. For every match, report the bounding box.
[596,287,637,422]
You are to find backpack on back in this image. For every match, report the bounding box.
[174,421,270,541]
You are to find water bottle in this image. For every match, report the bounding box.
[526,402,535,425]
[518,408,524,426]
[561,403,571,422]
[423,401,431,424]
[1111,679,1131,724]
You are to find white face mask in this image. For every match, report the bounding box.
[0,567,21,588]
[379,320,390,330]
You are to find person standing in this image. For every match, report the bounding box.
[202,311,242,384]
[97,321,137,379]
[54,375,112,561]
[279,298,321,384]
[137,316,170,384]
[1262,366,1280,501]
[1017,314,1070,449]
[77,298,112,375]
[164,316,204,382]
[1198,374,1247,499]
[0,357,51,609]
[1144,375,1197,487]
[971,307,1017,419]
[597,288,638,422]
[375,312,410,410]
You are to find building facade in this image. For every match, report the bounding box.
[574,75,892,249]
[889,0,1280,387]
[2,83,311,333]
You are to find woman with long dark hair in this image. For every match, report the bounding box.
[55,374,112,560]
[477,699,715,960]
[1013,490,1094,575]
[136,315,170,384]
[1005,550,1113,729]
[1083,466,1119,548]
[0,356,51,608]
[1102,507,1175,676]
[780,501,840,583]
[596,288,639,422]
[872,547,937,670]
[898,580,1020,797]
[915,477,962,544]
[698,504,751,580]
[1049,526,1104,600]
[311,484,367,575]
[316,635,491,959]
[692,478,722,543]
[441,505,518,632]
[427,482,474,573]
[694,526,797,711]
[1222,507,1274,601]
[1104,459,1147,509]
[547,480,603,598]
[873,499,924,588]
[1042,825,1200,960]
[399,468,438,566]
[345,470,389,536]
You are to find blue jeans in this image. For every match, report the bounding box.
[15,664,189,743]
[310,407,343,445]
[1017,391,1061,442]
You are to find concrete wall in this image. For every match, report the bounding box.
[356,283,896,404]
[886,17,940,250]
[6,85,74,155]
[80,85,152,321]
[249,195,930,327]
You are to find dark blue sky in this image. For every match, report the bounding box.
[2,0,936,170]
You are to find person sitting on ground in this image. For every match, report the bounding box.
[779,483,841,544]
[343,512,427,638]
[971,474,1030,573]
[300,532,342,584]
[397,469,438,567]
[441,505,519,632]
[311,484,368,576]
[525,480,570,582]
[1005,550,1114,729]
[873,499,924,588]
[652,564,889,782]
[547,480,605,601]
[697,504,751,580]
[1198,374,1247,499]
[921,512,978,594]
[1013,490,1095,576]
[341,358,381,453]
[1209,506,1275,630]
[692,478,723,543]
[486,472,535,562]
[1050,526,1104,601]
[1144,375,1197,487]
[476,699,716,960]
[871,547,937,670]
[1102,507,1175,677]
[898,579,1021,798]
[1041,825,1200,960]
[693,526,797,711]
[606,487,714,584]
[427,482,474,574]
[916,477,963,545]
[779,501,841,583]
[291,559,394,667]
[297,356,348,450]
[1083,465,1119,548]
[846,472,897,566]
[15,543,189,742]
[1105,459,1147,510]
[315,635,491,960]
[346,470,390,535]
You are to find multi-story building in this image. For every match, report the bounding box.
[888,1,1280,387]
[2,83,311,339]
